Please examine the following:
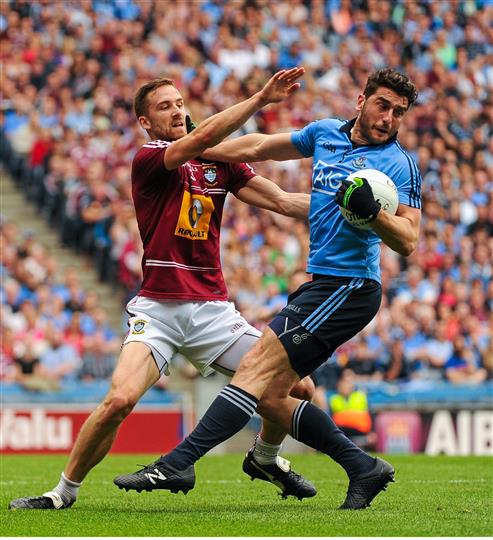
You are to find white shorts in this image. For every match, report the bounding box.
[123,296,260,377]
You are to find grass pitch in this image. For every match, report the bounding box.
[1,453,492,537]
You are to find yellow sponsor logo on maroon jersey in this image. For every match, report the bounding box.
[175,191,215,240]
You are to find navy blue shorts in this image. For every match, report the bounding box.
[268,275,382,378]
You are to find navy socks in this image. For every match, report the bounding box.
[292,401,375,479]
[160,387,373,480]
[161,384,258,470]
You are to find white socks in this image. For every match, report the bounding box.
[51,472,82,505]
[252,435,282,465]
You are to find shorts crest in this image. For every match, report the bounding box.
[131,319,147,334]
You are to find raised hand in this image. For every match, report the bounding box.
[258,67,305,105]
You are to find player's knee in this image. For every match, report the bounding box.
[101,392,137,423]
[289,376,315,402]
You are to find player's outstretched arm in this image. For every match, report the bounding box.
[235,175,310,220]
[164,68,304,170]
[202,132,304,163]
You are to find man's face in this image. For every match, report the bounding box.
[355,87,409,145]
[139,85,187,141]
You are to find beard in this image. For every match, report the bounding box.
[154,128,177,142]
[151,123,187,142]
[358,104,395,145]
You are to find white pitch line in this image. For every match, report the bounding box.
[2,478,490,487]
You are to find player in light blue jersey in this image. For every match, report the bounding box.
[294,114,421,283]
[114,68,421,510]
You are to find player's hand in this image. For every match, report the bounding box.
[335,177,381,220]
[258,67,305,105]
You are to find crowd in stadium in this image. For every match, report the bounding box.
[1,0,492,392]
[0,220,120,388]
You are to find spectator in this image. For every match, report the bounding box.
[419,320,452,380]
[79,332,117,382]
[38,324,81,382]
[13,335,41,378]
[329,370,376,451]
[12,333,59,392]
[63,311,85,356]
[444,335,488,385]
[0,326,17,382]
[343,336,381,381]
[0,221,117,388]
[379,340,414,382]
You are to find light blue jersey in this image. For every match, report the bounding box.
[291,118,422,284]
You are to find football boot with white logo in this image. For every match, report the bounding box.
[339,457,395,509]
[114,460,195,494]
[242,450,317,500]
[9,491,74,510]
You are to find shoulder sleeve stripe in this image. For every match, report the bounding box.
[411,156,422,206]
[411,159,422,206]
[396,142,421,208]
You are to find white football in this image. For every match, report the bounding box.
[339,169,399,230]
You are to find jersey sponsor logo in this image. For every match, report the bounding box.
[175,190,215,240]
[131,319,147,334]
[202,165,217,185]
[312,159,345,194]
[188,198,204,228]
[176,227,207,239]
[352,156,367,169]
[286,304,302,313]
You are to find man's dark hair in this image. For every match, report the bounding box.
[363,68,418,108]
[133,77,175,118]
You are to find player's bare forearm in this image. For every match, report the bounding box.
[192,96,268,150]
[164,69,304,169]
[236,176,309,220]
[203,132,303,163]
[370,205,421,256]
[164,97,265,169]
[280,192,310,220]
[203,134,267,162]
[200,66,304,146]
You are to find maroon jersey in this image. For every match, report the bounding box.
[131,139,256,301]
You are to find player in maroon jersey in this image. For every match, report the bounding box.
[10,68,316,510]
